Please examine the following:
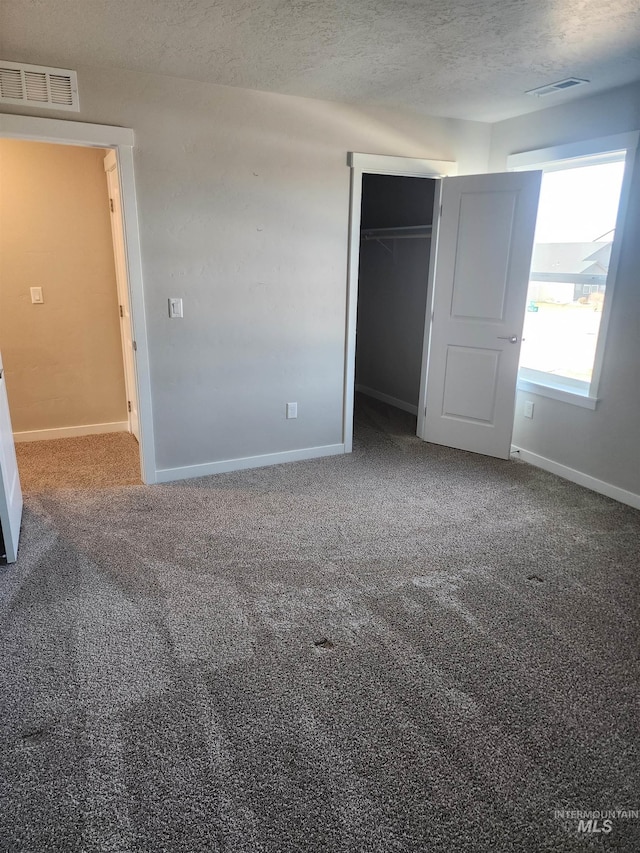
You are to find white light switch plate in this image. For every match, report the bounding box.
[30,287,44,304]
[286,402,297,419]
[168,297,183,318]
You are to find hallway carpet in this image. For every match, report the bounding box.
[15,432,142,491]
[1,397,639,852]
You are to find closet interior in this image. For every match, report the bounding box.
[355,173,436,418]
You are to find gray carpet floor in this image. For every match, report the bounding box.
[1,396,639,852]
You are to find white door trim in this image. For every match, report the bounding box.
[104,148,140,441]
[343,152,457,452]
[415,181,443,441]
[0,112,156,484]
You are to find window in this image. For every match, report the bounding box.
[508,133,638,409]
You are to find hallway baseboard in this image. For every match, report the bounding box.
[14,421,129,443]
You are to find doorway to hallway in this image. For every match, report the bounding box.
[0,138,141,491]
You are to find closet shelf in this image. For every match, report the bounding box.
[360,224,432,241]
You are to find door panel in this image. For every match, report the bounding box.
[0,352,23,563]
[104,150,140,442]
[450,190,516,320]
[422,171,541,459]
[442,346,500,423]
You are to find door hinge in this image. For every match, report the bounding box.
[127,400,132,413]
[132,341,137,351]
[119,304,124,318]
[109,198,115,212]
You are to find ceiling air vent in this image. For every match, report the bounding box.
[0,61,79,111]
[526,78,589,97]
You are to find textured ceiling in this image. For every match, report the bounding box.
[2,0,640,121]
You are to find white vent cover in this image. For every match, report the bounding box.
[526,78,589,97]
[0,61,79,111]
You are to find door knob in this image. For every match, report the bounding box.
[497,335,518,343]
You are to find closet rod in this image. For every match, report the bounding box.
[361,224,432,241]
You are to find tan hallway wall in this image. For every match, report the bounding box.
[0,139,127,434]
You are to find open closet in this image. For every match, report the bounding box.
[355,174,436,416]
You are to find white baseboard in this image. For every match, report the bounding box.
[511,445,640,510]
[355,385,418,416]
[155,443,346,484]
[14,421,129,443]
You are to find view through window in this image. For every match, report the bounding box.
[519,156,626,390]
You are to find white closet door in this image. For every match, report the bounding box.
[421,170,541,459]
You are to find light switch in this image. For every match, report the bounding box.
[286,402,298,419]
[168,297,183,318]
[30,287,44,304]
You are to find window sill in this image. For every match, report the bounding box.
[516,378,599,410]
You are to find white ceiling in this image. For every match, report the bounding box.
[2,0,640,122]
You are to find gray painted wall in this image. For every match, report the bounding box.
[356,175,434,408]
[0,67,491,473]
[1,65,636,497]
[490,82,640,496]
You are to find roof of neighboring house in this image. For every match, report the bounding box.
[531,242,613,275]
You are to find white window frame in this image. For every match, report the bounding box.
[508,131,639,410]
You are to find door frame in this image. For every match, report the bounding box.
[104,148,140,441]
[0,113,156,484]
[343,152,457,452]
